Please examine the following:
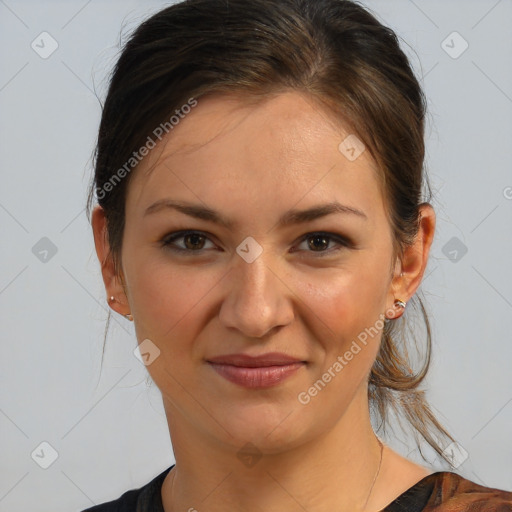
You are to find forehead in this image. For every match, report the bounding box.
[126,91,384,224]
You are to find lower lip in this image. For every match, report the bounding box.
[207,362,305,388]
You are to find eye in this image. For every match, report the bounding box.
[161,230,216,254]
[294,232,352,256]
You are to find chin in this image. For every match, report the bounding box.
[213,404,314,455]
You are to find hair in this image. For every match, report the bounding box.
[86,0,457,466]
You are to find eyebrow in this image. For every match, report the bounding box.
[143,199,367,228]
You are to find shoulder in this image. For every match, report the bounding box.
[424,471,512,511]
[79,465,174,512]
[80,487,139,512]
[379,447,512,512]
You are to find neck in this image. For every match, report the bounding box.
[161,385,387,512]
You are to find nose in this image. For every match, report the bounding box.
[218,251,294,339]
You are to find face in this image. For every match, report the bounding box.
[109,91,404,453]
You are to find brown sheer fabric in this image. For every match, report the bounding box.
[383,471,512,512]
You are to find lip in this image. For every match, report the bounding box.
[206,352,306,389]
[207,352,305,367]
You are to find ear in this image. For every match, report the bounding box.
[91,205,130,317]
[386,203,436,319]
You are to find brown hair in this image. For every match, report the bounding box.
[86,0,456,466]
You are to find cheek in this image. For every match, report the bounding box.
[293,262,388,341]
[126,255,223,347]
[127,261,224,393]
[292,271,386,405]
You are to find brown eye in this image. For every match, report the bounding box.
[295,232,352,256]
[161,230,216,253]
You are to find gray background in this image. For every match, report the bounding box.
[0,0,511,510]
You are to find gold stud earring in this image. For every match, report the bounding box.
[394,299,406,309]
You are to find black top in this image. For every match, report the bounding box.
[81,465,512,511]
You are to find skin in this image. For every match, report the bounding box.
[92,90,436,512]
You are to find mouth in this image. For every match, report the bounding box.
[206,352,307,389]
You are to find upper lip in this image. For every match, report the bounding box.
[206,352,305,367]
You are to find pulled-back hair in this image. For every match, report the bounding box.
[87,0,456,466]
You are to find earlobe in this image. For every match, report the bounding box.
[91,205,131,317]
[107,295,133,321]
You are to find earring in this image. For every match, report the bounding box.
[394,299,407,309]
[107,296,133,321]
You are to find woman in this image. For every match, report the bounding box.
[84,0,512,510]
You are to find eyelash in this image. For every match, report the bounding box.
[160,230,353,257]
